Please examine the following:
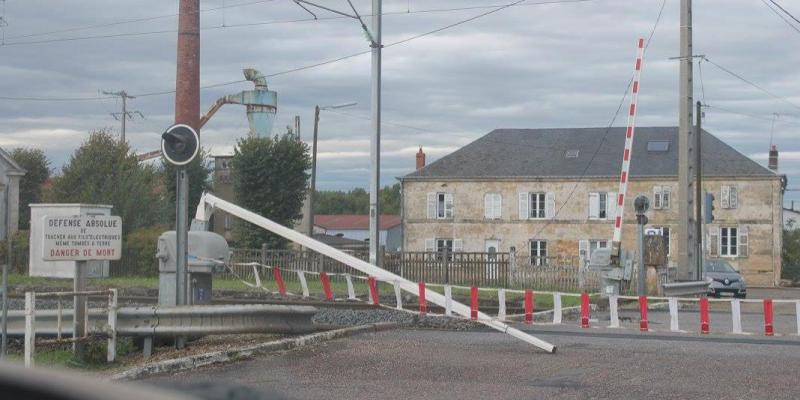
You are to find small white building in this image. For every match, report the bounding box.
[314,214,402,251]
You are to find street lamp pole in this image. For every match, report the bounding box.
[369,0,382,266]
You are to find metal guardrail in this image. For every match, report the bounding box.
[661,281,711,297]
[6,304,320,337]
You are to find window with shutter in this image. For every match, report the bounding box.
[588,192,600,219]
[484,193,502,219]
[424,238,435,252]
[653,186,662,209]
[494,194,502,219]
[427,193,436,219]
[453,239,464,253]
[545,192,556,219]
[529,193,546,219]
[721,186,730,209]
[444,193,454,218]
[729,186,738,209]
[708,227,719,257]
[607,192,618,221]
[578,240,590,264]
[519,192,529,220]
[738,226,748,257]
[662,187,671,209]
[530,240,547,266]
[720,227,738,257]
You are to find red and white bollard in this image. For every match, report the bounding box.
[320,272,333,300]
[580,292,590,329]
[273,267,286,295]
[368,276,379,305]
[700,297,710,334]
[470,286,479,321]
[418,282,427,316]
[524,289,534,325]
[639,295,649,332]
[764,298,774,337]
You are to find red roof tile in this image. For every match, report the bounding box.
[314,214,401,230]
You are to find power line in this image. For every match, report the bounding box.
[2,0,591,101]
[0,0,592,47]
[768,0,800,26]
[703,56,800,113]
[526,0,666,239]
[760,0,800,35]
[4,0,277,41]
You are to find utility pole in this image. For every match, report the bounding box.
[307,106,320,238]
[174,0,200,349]
[695,100,703,280]
[102,90,142,143]
[369,0,382,266]
[677,0,697,281]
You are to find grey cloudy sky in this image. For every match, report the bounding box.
[1,0,799,204]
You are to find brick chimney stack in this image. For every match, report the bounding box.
[768,144,778,171]
[416,147,426,170]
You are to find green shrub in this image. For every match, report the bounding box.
[116,225,168,277]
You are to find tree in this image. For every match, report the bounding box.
[231,134,310,248]
[10,148,51,230]
[162,148,212,222]
[783,221,800,283]
[313,183,401,215]
[49,128,168,235]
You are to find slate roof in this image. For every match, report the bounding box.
[314,214,402,230]
[404,127,775,180]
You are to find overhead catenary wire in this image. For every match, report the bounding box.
[703,56,800,113]
[0,0,591,101]
[760,0,800,35]
[0,0,592,47]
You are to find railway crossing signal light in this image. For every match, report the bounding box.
[161,124,199,166]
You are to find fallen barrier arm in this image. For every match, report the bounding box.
[194,193,556,353]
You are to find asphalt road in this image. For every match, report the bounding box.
[144,326,800,400]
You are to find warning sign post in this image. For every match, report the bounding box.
[42,215,122,261]
[41,214,121,360]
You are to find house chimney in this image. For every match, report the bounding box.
[416,147,426,170]
[768,144,778,171]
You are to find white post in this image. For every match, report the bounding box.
[297,271,309,298]
[56,298,63,340]
[669,297,680,332]
[345,274,357,300]
[252,265,262,288]
[609,295,620,328]
[553,293,562,324]
[444,285,452,317]
[393,280,402,310]
[731,298,743,334]
[796,301,800,336]
[24,292,35,368]
[107,289,118,362]
[497,289,506,321]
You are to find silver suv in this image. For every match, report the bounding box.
[705,259,746,298]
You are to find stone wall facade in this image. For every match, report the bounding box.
[401,176,783,286]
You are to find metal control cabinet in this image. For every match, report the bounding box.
[157,231,229,306]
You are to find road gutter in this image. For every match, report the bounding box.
[111,322,398,381]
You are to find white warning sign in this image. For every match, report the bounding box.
[42,215,122,261]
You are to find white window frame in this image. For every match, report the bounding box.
[529,192,546,219]
[530,240,547,266]
[720,227,738,257]
[427,192,454,219]
[484,193,502,219]
[721,185,738,209]
[653,186,671,210]
[589,192,614,220]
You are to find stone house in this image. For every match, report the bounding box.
[400,127,785,286]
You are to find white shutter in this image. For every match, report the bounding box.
[545,192,556,219]
[579,240,590,264]
[729,186,738,209]
[494,194,502,219]
[484,193,493,219]
[708,227,719,257]
[519,192,529,220]
[653,186,662,209]
[444,193,454,218]
[738,226,748,258]
[453,239,464,253]
[427,192,436,219]
[607,192,618,221]
[588,192,600,219]
[662,187,671,209]
[424,238,435,252]
[721,186,730,209]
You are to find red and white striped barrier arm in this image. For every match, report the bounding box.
[613,37,646,244]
